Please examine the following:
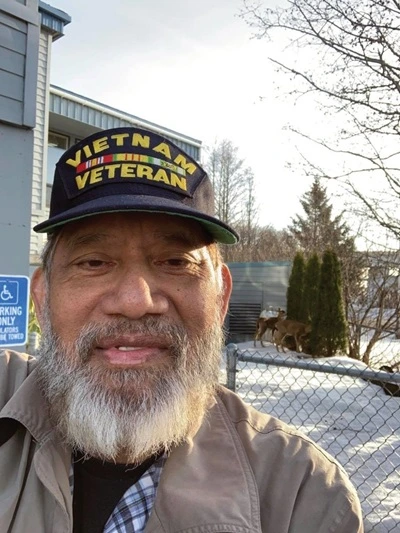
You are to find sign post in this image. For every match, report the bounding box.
[0,275,30,348]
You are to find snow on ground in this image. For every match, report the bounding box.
[221,337,400,533]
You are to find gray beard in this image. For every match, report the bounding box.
[36,314,224,464]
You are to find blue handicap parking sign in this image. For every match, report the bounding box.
[0,275,30,347]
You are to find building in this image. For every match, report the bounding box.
[29,2,202,273]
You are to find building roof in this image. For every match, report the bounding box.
[39,1,71,41]
[49,85,202,160]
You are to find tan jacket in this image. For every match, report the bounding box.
[0,350,363,533]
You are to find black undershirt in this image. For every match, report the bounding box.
[72,450,158,533]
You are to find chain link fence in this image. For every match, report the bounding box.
[223,344,400,533]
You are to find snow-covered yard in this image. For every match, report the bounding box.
[221,337,400,533]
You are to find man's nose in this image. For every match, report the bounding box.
[101,270,169,319]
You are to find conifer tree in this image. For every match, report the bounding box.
[303,253,321,324]
[289,178,354,259]
[286,251,306,321]
[310,250,347,357]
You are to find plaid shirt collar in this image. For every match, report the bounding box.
[70,454,166,533]
[104,454,166,533]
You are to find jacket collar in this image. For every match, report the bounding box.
[0,367,55,444]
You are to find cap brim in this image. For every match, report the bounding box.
[33,194,239,245]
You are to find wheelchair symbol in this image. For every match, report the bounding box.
[1,284,13,302]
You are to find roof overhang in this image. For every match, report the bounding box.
[39,1,71,41]
[49,85,202,161]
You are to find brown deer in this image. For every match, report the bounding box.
[254,309,286,347]
[274,320,312,353]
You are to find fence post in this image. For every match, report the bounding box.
[226,343,238,391]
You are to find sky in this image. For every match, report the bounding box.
[228,339,400,532]
[48,0,315,229]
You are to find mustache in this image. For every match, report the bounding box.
[58,316,188,363]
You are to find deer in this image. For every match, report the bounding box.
[254,308,286,347]
[273,319,312,353]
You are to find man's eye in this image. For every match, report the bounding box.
[77,259,108,269]
[87,260,106,267]
[165,258,191,267]
[157,256,200,270]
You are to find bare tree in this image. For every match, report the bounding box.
[343,247,400,366]
[205,139,247,227]
[205,139,259,261]
[224,225,297,262]
[251,225,297,261]
[241,0,400,240]
[241,168,258,245]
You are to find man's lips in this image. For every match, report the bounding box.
[94,336,169,366]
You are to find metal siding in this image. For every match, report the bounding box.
[0,2,39,128]
[0,11,26,123]
[49,92,201,161]
[0,45,25,76]
[1,0,39,26]
[39,12,64,34]
[23,16,39,127]
[0,10,26,38]
[38,0,71,33]
[0,27,26,59]
[0,94,23,123]
[227,262,292,342]
[0,68,24,100]
[0,123,33,276]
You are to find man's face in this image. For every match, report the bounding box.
[32,212,232,463]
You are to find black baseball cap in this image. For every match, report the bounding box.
[34,127,239,244]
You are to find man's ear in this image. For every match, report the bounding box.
[31,267,47,329]
[219,264,232,325]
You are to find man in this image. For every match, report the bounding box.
[0,127,363,532]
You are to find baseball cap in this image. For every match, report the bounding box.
[33,127,239,244]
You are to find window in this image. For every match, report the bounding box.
[48,132,69,150]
